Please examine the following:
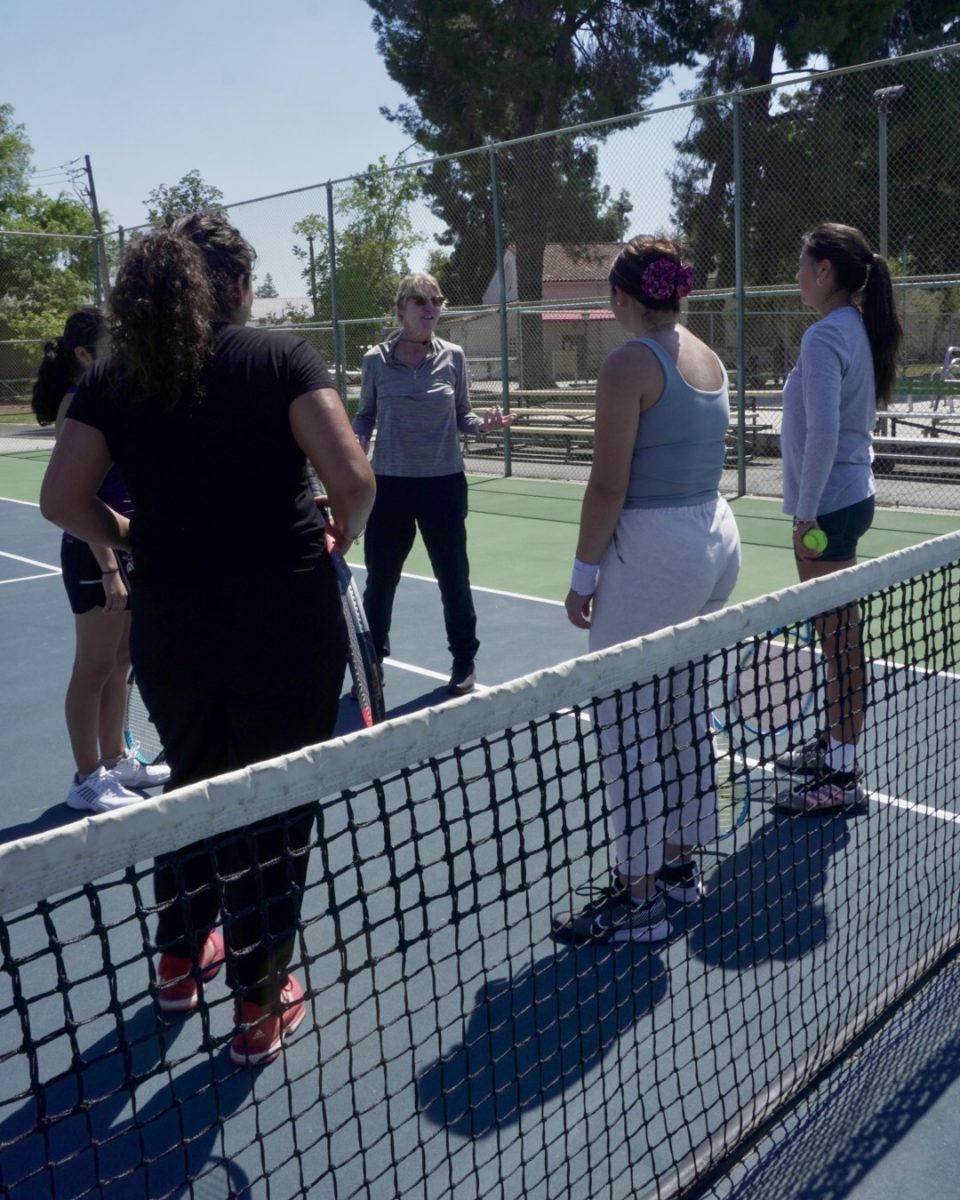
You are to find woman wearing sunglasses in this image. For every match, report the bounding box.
[353,272,511,695]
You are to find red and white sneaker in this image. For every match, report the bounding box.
[157,930,225,1014]
[230,974,306,1068]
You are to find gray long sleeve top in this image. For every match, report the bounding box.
[780,305,876,522]
[353,334,483,477]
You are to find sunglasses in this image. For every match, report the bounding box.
[409,293,445,307]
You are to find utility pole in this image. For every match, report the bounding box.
[84,155,111,305]
[306,234,318,318]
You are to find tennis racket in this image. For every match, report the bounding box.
[734,622,818,738]
[124,670,165,765]
[706,662,752,839]
[306,470,385,728]
[712,726,751,838]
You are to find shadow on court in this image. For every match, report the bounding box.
[417,941,668,1137]
[0,1005,254,1199]
[686,811,854,968]
[713,957,960,1200]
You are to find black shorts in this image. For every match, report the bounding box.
[60,536,131,614]
[815,496,875,562]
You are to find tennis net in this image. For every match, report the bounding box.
[2,530,960,1200]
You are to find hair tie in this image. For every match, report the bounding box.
[640,258,694,302]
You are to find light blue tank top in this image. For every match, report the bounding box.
[623,337,729,509]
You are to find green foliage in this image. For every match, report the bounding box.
[671,2,960,286]
[0,104,100,368]
[254,271,279,298]
[366,1,715,382]
[144,169,226,224]
[291,156,425,368]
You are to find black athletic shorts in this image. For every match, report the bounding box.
[60,536,131,614]
[815,495,875,562]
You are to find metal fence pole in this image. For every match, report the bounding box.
[732,94,747,498]
[488,146,512,478]
[325,181,344,398]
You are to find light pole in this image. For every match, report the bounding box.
[872,85,906,260]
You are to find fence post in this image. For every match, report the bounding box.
[489,146,512,478]
[325,181,344,398]
[732,93,747,498]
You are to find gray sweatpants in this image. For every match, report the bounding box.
[588,497,742,878]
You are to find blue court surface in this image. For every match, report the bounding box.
[3,491,960,1200]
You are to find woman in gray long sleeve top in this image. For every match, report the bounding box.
[353,272,511,695]
[775,222,902,815]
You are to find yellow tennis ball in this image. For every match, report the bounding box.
[802,528,828,553]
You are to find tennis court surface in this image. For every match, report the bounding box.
[2,520,960,1200]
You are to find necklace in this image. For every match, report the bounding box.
[398,337,431,346]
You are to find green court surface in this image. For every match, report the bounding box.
[3,451,958,603]
[452,479,960,606]
[0,451,49,504]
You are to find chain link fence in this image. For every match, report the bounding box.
[3,45,959,508]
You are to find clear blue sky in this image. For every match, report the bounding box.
[8,0,700,294]
[8,0,419,226]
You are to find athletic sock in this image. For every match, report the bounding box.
[826,737,856,772]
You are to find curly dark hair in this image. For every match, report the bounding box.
[31,307,105,425]
[109,212,256,404]
[804,223,903,403]
[609,234,692,313]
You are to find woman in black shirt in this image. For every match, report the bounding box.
[40,213,375,1067]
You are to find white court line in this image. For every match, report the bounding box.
[0,572,60,586]
[0,550,60,571]
[0,496,40,507]
[348,560,563,607]
[383,657,448,684]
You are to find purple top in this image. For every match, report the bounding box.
[62,387,134,540]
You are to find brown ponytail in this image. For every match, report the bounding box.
[804,223,903,403]
[31,307,105,425]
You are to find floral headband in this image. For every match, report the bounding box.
[639,257,694,301]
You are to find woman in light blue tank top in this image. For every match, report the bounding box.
[552,236,741,947]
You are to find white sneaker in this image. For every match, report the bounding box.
[110,749,170,789]
[65,766,147,813]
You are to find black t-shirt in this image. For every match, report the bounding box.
[69,323,335,584]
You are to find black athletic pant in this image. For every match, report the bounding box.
[131,562,346,1005]
[362,472,479,666]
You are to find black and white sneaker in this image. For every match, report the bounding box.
[448,660,476,695]
[774,736,827,775]
[655,859,704,904]
[551,884,669,945]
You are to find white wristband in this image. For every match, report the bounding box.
[570,557,599,596]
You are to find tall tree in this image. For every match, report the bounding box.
[367,0,715,384]
[144,169,226,224]
[255,272,279,298]
[671,0,960,285]
[0,104,101,368]
[291,156,424,369]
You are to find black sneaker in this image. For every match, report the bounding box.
[551,884,669,945]
[774,736,827,775]
[448,660,476,695]
[655,859,704,904]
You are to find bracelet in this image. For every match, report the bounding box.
[101,568,120,576]
[570,557,600,596]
